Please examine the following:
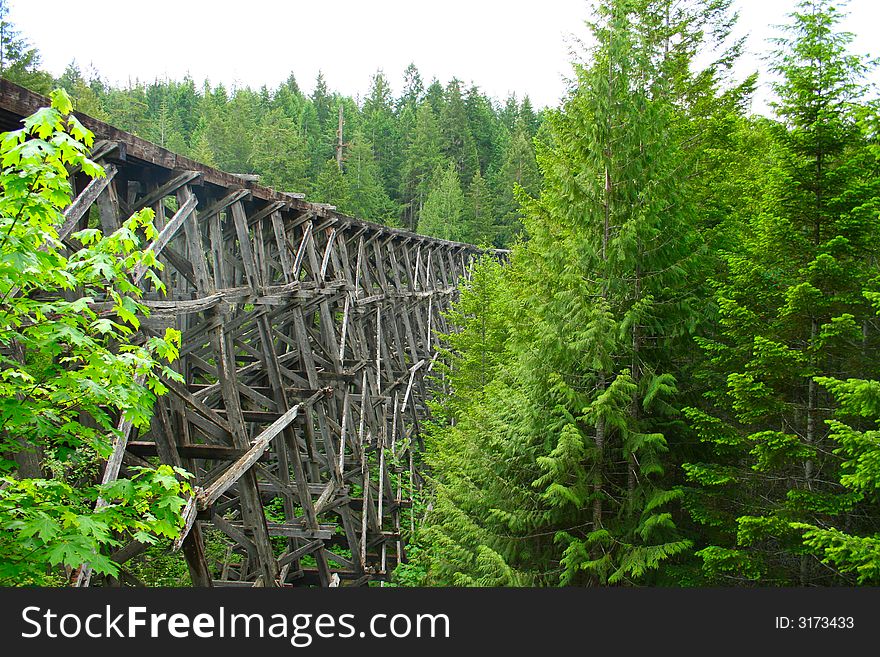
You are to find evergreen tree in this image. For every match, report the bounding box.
[189,118,218,167]
[518,95,540,137]
[311,70,332,129]
[400,102,444,230]
[419,258,525,585]
[440,79,479,184]
[343,131,399,226]
[684,0,880,585]
[400,63,424,109]
[802,332,880,584]
[494,126,541,246]
[425,78,444,115]
[171,75,200,141]
[0,0,52,93]
[464,85,503,175]
[363,70,400,199]
[422,0,704,585]
[102,83,150,136]
[465,170,494,246]
[59,62,108,120]
[311,158,351,211]
[250,107,310,194]
[499,93,520,133]
[417,161,466,241]
[273,72,304,120]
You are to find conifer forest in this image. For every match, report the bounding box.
[1,0,880,588]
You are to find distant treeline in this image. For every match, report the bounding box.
[1,12,542,248]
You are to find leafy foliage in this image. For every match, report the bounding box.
[0,88,189,585]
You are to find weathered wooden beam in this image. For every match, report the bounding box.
[133,192,199,284]
[133,170,202,211]
[198,402,302,508]
[58,164,117,240]
[126,441,247,460]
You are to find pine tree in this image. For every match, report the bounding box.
[422,0,705,586]
[518,95,540,137]
[417,161,466,241]
[189,119,218,167]
[684,0,880,585]
[439,79,480,185]
[399,63,424,109]
[311,158,351,212]
[801,333,880,584]
[493,125,541,246]
[419,257,528,585]
[464,85,503,176]
[465,170,494,246]
[0,0,52,93]
[103,83,150,136]
[59,62,109,120]
[171,75,200,142]
[271,73,306,137]
[363,70,399,199]
[425,78,444,115]
[499,93,520,133]
[311,71,332,129]
[250,107,310,194]
[400,102,444,230]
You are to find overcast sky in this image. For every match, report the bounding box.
[7,0,880,114]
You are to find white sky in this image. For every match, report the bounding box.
[6,0,880,114]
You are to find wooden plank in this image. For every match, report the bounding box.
[126,441,247,460]
[264,524,333,540]
[58,164,117,240]
[271,210,295,284]
[248,200,286,226]
[231,200,261,290]
[199,403,302,508]
[133,192,198,284]
[199,189,250,220]
[163,375,233,436]
[133,170,202,211]
[291,221,313,279]
[277,540,324,568]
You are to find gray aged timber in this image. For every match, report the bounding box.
[0,79,494,588]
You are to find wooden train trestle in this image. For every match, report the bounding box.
[0,80,488,587]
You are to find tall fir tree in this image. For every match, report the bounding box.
[343,131,399,226]
[311,158,351,211]
[417,161,466,241]
[250,107,310,194]
[399,63,424,109]
[400,102,444,230]
[421,0,709,586]
[465,170,494,246]
[0,0,52,93]
[440,78,480,185]
[363,70,400,200]
[494,125,541,246]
